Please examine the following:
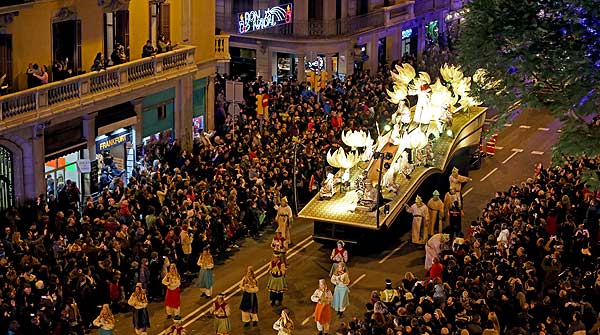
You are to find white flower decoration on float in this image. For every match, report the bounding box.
[327,147,361,184]
[342,130,373,150]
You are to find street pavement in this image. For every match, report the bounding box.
[108,108,558,335]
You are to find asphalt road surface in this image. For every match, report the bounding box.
[108,108,558,335]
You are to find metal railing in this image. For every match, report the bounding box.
[0,46,196,127]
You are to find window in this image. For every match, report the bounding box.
[0,34,12,91]
[157,104,167,120]
[232,0,253,14]
[150,1,170,46]
[308,0,323,19]
[104,10,130,62]
[357,0,368,15]
[0,145,14,211]
[52,20,82,77]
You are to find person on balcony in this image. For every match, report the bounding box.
[111,44,128,66]
[92,52,107,71]
[142,40,157,58]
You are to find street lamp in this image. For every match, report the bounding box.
[373,151,393,229]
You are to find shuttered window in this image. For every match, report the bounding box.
[0,34,12,91]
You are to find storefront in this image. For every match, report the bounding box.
[401,27,418,57]
[276,52,298,81]
[193,78,207,135]
[230,47,257,81]
[0,145,15,210]
[425,20,439,49]
[95,103,137,189]
[44,118,87,198]
[141,88,175,153]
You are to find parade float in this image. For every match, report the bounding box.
[298,63,488,245]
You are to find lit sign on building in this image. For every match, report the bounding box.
[238,3,293,34]
[402,28,413,39]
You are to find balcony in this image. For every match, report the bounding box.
[384,1,416,26]
[0,46,196,132]
[215,34,231,61]
[414,0,450,16]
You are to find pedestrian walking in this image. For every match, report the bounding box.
[276,197,293,245]
[406,195,429,245]
[310,279,333,335]
[196,246,215,298]
[273,308,294,335]
[162,264,181,318]
[267,254,287,306]
[211,293,231,335]
[92,304,115,335]
[240,266,259,327]
[330,262,350,317]
[128,283,150,335]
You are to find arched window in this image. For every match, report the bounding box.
[0,145,14,210]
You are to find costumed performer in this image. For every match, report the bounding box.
[380,279,400,312]
[196,246,215,299]
[239,266,259,327]
[128,282,150,335]
[311,279,333,335]
[276,197,294,245]
[271,230,288,263]
[427,190,445,236]
[406,195,430,245]
[93,304,115,335]
[330,262,350,317]
[211,293,231,335]
[449,167,472,193]
[329,240,348,277]
[166,315,187,335]
[425,233,450,271]
[273,308,294,335]
[162,263,181,318]
[267,254,287,306]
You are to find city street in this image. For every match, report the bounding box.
[111,107,558,335]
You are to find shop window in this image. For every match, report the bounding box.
[150,1,170,46]
[44,151,81,198]
[157,104,167,120]
[0,34,12,93]
[0,145,14,211]
[104,10,130,63]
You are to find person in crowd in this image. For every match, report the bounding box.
[276,196,293,245]
[142,40,156,57]
[331,261,350,318]
[196,246,215,299]
[239,266,259,327]
[329,240,349,277]
[272,307,294,335]
[211,293,231,335]
[93,304,115,335]
[128,283,150,335]
[380,278,400,311]
[311,279,333,335]
[267,254,287,306]
[162,263,181,319]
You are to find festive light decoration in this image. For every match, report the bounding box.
[238,3,293,34]
[327,147,361,170]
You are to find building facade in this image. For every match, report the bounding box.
[216,0,464,82]
[0,0,229,209]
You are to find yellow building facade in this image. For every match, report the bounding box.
[0,0,229,208]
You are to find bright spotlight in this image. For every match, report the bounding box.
[384,124,392,132]
[446,129,454,137]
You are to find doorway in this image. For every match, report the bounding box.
[104,10,130,64]
[0,145,14,210]
[52,20,81,80]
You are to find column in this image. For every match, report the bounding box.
[82,114,96,198]
[417,18,426,61]
[294,0,308,36]
[131,98,144,146]
[181,0,192,43]
[175,75,194,151]
[323,0,336,35]
[31,124,45,199]
[296,52,306,82]
[206,75,216,131]
[368,33,379,72]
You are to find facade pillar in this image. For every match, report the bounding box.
[31,124,45,199]
[367,33,379,72]
[132,98,144,146]
[175,75,194,151]
[206,75,216,131]
[293,0,308,36]
[82,114,96,198]
[323,0,336,35]
[296,52,306,82]
[417,18,426,61]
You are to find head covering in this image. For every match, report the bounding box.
[385,278,393,286]
[281,196,288,204]
[337,240,345,247]
[217,292,225,298]
[441,234,450,242]
[405,292,414,300]
[135,282,143,289]
[452,167,459,174]
[415,195,423,203]
[433,190,440,196]
[173,315,182,322]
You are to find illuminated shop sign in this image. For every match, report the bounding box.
[402,28,413,39]
[238,3,293,34]
[96,133,130,152]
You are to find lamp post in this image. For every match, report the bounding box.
[373,151,393,229]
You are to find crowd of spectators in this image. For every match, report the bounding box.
[340,156,600,335]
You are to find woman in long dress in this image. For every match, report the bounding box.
[211,293,231,335]
[273,308,294,335]
[239,266,259,327]
[425,233,450,270]
[196,246,215,298]
[128,283,150,334]
[311,279,333,335]
[276,197,293,245]
[93,304,115,335]
[330,262,350,317]
[162,264,181,318]
[329,240,348,277]
[266,255,287,306]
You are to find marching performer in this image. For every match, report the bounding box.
[92,304,115,335]
[211,293,231,335]
[449,167,472,193]
[406,195,430,245]
[267,255,287,306]
[239,266,260,327]
[162,264,181,318]
[329,240,348,277]
[276,197,294,245]
[271,230,288,263]
[196,246,215,299]
[330,262,350,317]
[128,283,150,335]
[273,308,294,335]
[310,279,333,335]
[166,315,187,335]
[427,190,445,236]
[425,233,450,271]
